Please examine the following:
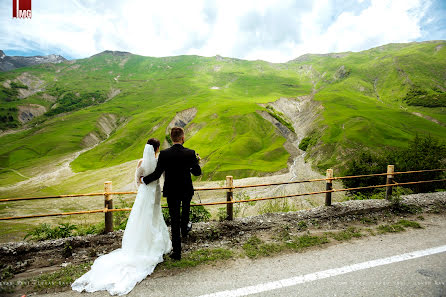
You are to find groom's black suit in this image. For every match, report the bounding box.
[142,143,201,258]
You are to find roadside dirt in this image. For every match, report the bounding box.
[1,192,444,296]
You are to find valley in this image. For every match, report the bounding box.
[0,41,445,242]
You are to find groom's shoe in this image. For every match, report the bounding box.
[182,222,192,238]
[169,252,181,261]
[181,222,192,241]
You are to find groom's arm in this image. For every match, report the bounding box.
[142,151,166,185]
[190,150,201,176]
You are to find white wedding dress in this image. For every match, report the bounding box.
[72,144,172,295]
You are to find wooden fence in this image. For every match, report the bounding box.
[0,166,445,233]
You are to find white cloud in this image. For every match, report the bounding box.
[0,0,432,62]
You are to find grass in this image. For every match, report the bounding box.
[297,42,446,169]
[285,234,329,251]
[242,236,285,258]
[377,219,422,234]
[161,248,234,269]
[259,198,297,214]
[242,233,329,259]
[360,216,378,225]
[1,41,445,195]
[377,224,405,233]
[396,219,422,229]
[26,262,92,292]
[24,223,77,241]
[328,227,362,241]
[0,53,314,186]
[21,201,211,241]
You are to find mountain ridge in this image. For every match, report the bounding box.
[0,51,66,72]
[0,40,445,198]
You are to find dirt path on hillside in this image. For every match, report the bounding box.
[0,147,96,194]
[411,112,445,127]
[0,114,121,196]
[0,126,31,137]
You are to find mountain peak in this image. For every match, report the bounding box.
[92,50,132,57]
[0,51,67,72]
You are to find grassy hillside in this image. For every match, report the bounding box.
[0,52,312,190]
[289,41,446,169]
[0,41,445,196]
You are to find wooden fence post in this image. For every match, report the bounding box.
[226,176,234,220]
[386,165,394,200]
[325,169,333,206]
[104,181,113,233]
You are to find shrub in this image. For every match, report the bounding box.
[10,81,28,89]
[343,135,446,195]
[0,87,19,102]
[265,105,295,133]
[233,191,255,218]
[403,87,446,107]
[259,198,296,214]
[165,134,173,145]
[24,223,77,241]
[76,222,105,236]
[44,89,107,117]
[113,197,132,230]
[217,207,227,221]
[162,202,211,225]
[190,204,211,222]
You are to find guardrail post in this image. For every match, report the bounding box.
[226,176,234,220]
[386,165,394,200]
[104,181,113,233]
[325,169,333,206]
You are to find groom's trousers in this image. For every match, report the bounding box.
[167,194,192,255]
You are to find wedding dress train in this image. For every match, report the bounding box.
[72,144,172,295]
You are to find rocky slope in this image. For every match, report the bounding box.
[0,50,66,71]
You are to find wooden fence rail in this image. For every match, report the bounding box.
[0,167,445,233]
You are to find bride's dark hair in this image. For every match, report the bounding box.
[147,138,160,152]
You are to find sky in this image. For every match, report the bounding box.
[0,0,445,62]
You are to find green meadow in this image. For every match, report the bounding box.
[0,41,445,197]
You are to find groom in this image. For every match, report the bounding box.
[141,127,201,260]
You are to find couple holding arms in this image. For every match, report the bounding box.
[72,127,201,295]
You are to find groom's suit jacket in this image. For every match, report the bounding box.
[142,144,201,198]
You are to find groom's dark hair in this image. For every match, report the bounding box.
[170,127,184,143]
[147,138,160,152]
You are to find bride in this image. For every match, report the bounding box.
[72,138,172,295]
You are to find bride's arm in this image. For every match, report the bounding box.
[135,159,144,187]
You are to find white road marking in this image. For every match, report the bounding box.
[198,245,446,297]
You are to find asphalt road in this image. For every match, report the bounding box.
[41,215,446,297]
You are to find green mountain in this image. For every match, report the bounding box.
[0,41,445,197]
